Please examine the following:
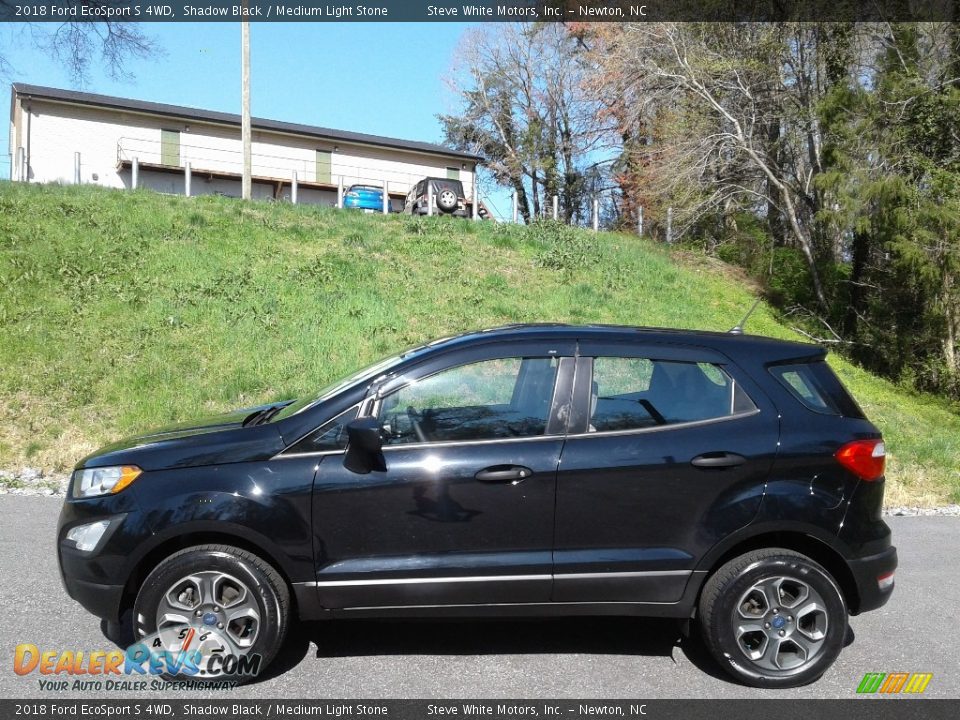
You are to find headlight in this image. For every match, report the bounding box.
[72,465,142,498]
[66,520,112,552]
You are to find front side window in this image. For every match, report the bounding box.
[378,357,559,444]
[588,357,756,432]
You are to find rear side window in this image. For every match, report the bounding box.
[588,357,757,432]
[769,362,865,418]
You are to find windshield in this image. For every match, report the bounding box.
[269,349,415,422]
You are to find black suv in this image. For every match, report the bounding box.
[405,177,473,217]
[58,325,896,687]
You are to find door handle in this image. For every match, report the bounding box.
[691,452,747,469]
[475,465,533,484]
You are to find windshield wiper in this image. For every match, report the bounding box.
[243,405,283,427]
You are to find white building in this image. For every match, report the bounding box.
[8,83,481,211]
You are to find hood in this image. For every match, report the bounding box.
[77,402,290,472]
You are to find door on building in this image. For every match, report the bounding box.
[316,150,332,185]
[160,130,180,167]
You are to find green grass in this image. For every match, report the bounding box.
[1,183,959,505]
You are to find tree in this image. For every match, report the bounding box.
[440,24,602,223]
[585,22,843,307]
[0,1,158,84]
[824,23,960,394]
[582,20,959,398]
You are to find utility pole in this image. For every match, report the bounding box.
[241,19,252,201]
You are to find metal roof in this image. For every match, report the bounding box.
[11,82,483,163]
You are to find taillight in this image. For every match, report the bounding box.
[835,439,886,481]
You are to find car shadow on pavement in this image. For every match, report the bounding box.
[253,616,733,685]
[107,609,845,687]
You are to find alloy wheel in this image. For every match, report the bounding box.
[155,571,261,667]
[733,574,829,672]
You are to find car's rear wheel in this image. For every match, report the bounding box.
[133,544,289,683]
[436,188,458,212]
[698,548,847,688]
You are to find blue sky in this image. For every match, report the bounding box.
[1,22,513,215]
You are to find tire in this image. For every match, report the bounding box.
[133,544,290,683]
[436,188,458,212]
[698,548,847,688]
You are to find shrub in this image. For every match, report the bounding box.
[532,220,598,271]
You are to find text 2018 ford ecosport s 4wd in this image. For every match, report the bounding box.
[58,324,896,687]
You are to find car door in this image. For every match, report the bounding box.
[553,341,779,604]
[311,342,575,609]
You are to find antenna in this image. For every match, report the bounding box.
[728,297,762,335]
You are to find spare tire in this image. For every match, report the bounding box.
[436,188,458,212]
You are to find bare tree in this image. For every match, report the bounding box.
[586,23,839,307]
[440,24,604,222]
[1,1,159,84]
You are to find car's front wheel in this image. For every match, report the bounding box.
[698,548,847,688]
[133,544,289,683]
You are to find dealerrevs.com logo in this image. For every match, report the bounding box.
[856,672,933,694]
[13,626,261,691]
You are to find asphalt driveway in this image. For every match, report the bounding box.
[1,496,955,699]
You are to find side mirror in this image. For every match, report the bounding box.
[343,418,386,474]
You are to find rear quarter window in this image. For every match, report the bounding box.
[769,361,865,418]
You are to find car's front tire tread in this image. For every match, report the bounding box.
[133,543,290,683]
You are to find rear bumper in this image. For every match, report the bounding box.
[411,204,469,217]
[344,202,385,212]
[848,545,898,614]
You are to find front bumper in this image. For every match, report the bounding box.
[61,571,126,623]
[57,489,148,624]
[847,544,898,614]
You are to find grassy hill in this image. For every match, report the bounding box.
[1,182,958,506]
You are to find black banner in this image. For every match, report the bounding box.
[0,0,958,23]
[1,700,957,720]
